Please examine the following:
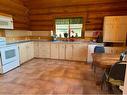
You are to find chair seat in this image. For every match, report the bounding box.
[108,77,124,86]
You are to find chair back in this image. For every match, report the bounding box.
[108,62,126,81]
[94,46,105,53]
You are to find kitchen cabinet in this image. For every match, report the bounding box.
[34,42,39,58]
[18,42,34,64]
[103,16,127,43]
[59,43,66,59]
[123,64,127,94]
[51,43,59,59]
[27,42,34,60]
[38,42,51,58]
[33,42,88,61]
[65,44,73,60]
[18,43,28,64]
[105,47,126,54]
[0,14,13,29]
[73,43,88,61]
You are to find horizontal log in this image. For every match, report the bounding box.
[30,11,127,22]
[88,11,127,19]
[12,0,24,5]
[30,21,53,26]
[30,13,86,21]
[30,15,54,21]
[0,0,28,11]
[14,23,29,29]
[30,18,103,26]
[30,25,53,31]
[30,2,127,15]
[85,24,103,30]
[13,16,29,23]
[26,0,126,9]
[0,5,28,16]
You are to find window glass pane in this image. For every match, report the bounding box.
[70,28,82,37]
[70,24,82,37]
[70,24,83,28]
[56,19,69,25]
[70,18,83,24]
[56,28,69,38]
[56,24,69,37]
[55,18,83,38]
[5,49,16,59]
[56,24,69,29]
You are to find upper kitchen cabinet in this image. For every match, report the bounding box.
[0,13,13,29]
[103,16,127,43]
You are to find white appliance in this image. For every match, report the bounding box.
[87,43,104,63]
[0,15,13,29]
[0,37,19,74]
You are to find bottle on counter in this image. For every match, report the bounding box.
[59,34,62,38]
[75,33,78,38]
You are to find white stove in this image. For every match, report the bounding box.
[0,37,20,74]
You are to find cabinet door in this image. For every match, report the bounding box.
[39,42,51,58]
[34,42,39,58]
[73,44,88,61]
[18,43,27,64]
[65,44,73,60]
[59,44,65,59]
[103,16,127,42]
[27,42,34,60]
[51,43,59,59]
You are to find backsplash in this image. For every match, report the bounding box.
[5,30,31,43]
[0,30,51,42]
[84,30,102,41]
[0,30,103,42]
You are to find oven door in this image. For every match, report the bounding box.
[0,45,19,65]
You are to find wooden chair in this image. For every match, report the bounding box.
[102,61,126,93]
[92,46,105,72]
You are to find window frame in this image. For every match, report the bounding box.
[54,17,84,38]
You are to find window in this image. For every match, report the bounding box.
[55,17,83,38]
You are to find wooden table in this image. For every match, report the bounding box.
[92,53,120,69]
[92,53,127,92]
[92,53,120,88]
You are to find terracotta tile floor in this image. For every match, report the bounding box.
[0,59,107,94]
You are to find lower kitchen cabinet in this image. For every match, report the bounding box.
[34,42,88,61]
[34,42,39,58]
[65,44,73,60]
[38,42,51,58]
[59,43,66,59]
[27,42,34,60]
[18,42,34,64]
[51,43,59,59]
[73,43,88,61]
[18,43,28,64]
